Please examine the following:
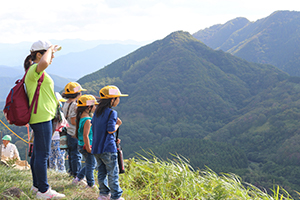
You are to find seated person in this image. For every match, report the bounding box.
[1,135,20,160]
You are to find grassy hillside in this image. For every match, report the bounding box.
[0,155,295,200]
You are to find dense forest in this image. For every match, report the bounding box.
[2,28,300,197]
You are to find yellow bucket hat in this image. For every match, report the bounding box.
[77,95,99,107]
[64,82,87,94]
[99,85,128,99]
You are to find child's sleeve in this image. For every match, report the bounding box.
[107,110,117,132]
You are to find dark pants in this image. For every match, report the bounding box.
[77,146,96,186]
[66,134,82,177]
[30,120,52,193]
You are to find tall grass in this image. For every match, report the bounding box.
[120,152,294,200]
[0,153,295,199]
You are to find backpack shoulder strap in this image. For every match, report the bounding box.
[65,101,73,119]
[107,109,114,127]
[116,126,120,140]
[108,109,113,120]
[30,73,45,114]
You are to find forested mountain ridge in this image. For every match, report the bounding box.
[77,30,300,196]
[79,31,287,139]
[192,17,250,50]
[79,30,287,128]
[193,10,300,77]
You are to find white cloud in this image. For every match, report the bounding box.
[0,0,299,43]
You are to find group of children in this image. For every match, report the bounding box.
[21,40,126,200]
[61,82,127,200]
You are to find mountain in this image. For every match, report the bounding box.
[0,39,144,67]
[76,30,300,197]
[49,74,75,92]
[193,17,250,50]
[78,30,287,153]
[193,10,300,77]
[0,65,24,77]
[0,40,141,79]
[0,41,140,99]
[46,43,140,79]
[0,65,75,100]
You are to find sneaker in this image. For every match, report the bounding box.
[72,177,87,186]
[30,186,38,194]
[36,188,65,199]
[86,184,98,191]
[97,194,111,200]
[86,184,97,189]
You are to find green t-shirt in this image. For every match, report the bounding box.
[24,64,57,124]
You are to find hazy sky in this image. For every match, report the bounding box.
[1,0,299,44]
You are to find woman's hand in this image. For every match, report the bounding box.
[36,45,58,73]
[52,45,61,53]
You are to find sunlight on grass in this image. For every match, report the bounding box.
[120,152,294,200]
[0,152,296,199]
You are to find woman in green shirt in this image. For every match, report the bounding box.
[24,40,65,199]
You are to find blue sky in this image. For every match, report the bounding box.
[0,0,299,44]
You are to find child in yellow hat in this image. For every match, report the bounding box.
[62,82,87,179]
[72,95,98,188]
[91,85,128,200]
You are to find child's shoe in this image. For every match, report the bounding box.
[72,177,87,186]
[30,186,38,194]
[86,184,98,191]
[85,184,97,189]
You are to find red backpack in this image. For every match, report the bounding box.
[3,69,44,126]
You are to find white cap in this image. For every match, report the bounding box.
[30,40,62,52]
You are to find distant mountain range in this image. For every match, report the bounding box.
[0,39,145,67]
[46,43,140,79]
[193,10,300,76]
[0,40,141,101]
[0,40,141,79]
[0,65,74,100]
